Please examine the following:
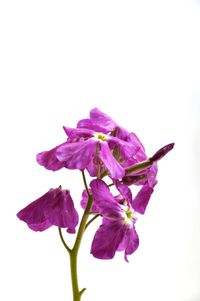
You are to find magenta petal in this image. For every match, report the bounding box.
[117,226,139,262]
[47,189,79,233]
[56,139,97,170]
[80,189,98,213]
[63,126,94,139]
[90,108,116,132]
[116,182,133,205]
[77,118,108,134]
[99,143,125,179]
[90,179,121,216]
[131,183,154,214]
[147,163,158,187]
[17,188,79,233]
[91,219,126,259]
[36,144,66,171]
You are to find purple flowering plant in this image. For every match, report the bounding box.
[17,108,174,301]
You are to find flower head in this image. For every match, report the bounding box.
[37,108,146,180]
[89,179,154,261]
[17,187,79,233]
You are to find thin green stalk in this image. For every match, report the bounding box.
[85,214,100,230]
[58,227,71,253]
[69,171,93,301]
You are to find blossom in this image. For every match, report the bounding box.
[77,108,145,157]
[17,187,79,233]
[56,128,128,179]
[89,179,152,261]
[37,112,143,179]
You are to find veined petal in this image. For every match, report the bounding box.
[115,182,133,205]
[46,189,79,233]
[117,226,139,262]
[36,143,67,171]
[108,136,139,159]
[131,183,154,214]
[147,163,158,187]
[90,108,116,132]
[91,219,126,260]
[63,126,94,139]
[17,188,79,233]
[99,143,125,179]
[56,139,97,170]
[17,191,51,231]
[77,118,108,134]
[90,179,121,216]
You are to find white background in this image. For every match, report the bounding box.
[0,0,200,300]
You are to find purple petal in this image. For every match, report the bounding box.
[117,226,139,262]
[56,139,97,170]
[17,190,53,231]
[46,189,79,233]
[80,189,98,213]
[108,136,139,160]
[99,143,125,179]
[77,118,108,134]
[90,108,117,132]
[91,219,126,259]
[115,182,133,205]
[90,179,121,216]
[17,188,79,233]
[147,163,158,187]
[63,126,94,139]
[36,143,67,171]
[131,183,154,214]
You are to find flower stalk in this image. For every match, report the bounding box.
[67,171,93,301]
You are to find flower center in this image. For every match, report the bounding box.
[94,132,107,141]
[122,207,134,225]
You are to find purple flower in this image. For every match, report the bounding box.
[89,179,152,261]
[17,187,79,233]
[37,127,137,180]
[56,129,127,179]
[36,108,147,179]
[77,108,145,156]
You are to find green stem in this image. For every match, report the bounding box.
[85,214,100,230]
[69,171,93,301]
[58,227,71,253]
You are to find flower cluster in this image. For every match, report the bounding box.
[17,108,174,261]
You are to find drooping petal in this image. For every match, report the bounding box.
[91,219,126,260]
[17,188,79,233]
[46,189,79,233]
[17,191,52,231]
[131,183,154,214]
[56,139,97,170]
[115,182,133,205]
[90,179,121,217]
[117,226,139,262]
[36,143,67,171]
[98,142,125,179]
